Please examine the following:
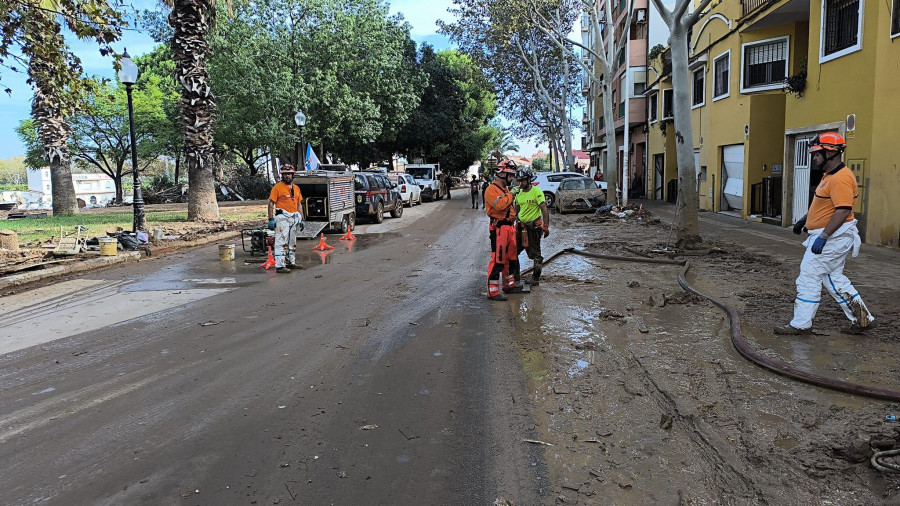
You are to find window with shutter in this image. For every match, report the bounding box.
[741,37,789,92]
[713,51,730,99]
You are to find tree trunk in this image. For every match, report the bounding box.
[171,0,220,221]
[114,174,124,203]
[602,80,619,204]
[174,151,181,184]
[669,24,701,246]
[29,49,77,216]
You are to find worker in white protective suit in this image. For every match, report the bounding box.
[775,133,876,335]
[267,164,305,273]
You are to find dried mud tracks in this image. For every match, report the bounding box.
[625,349,766,504]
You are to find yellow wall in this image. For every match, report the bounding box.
[867,4,900,246]
[746,94,787,216]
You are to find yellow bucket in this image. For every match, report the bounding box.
[218,244,235,261]
[99,237,118,256]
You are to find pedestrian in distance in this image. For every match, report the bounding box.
[775,133,876,335]
[444,173,452,199]
[481,174,489,209]
[469,175,480,209]
[484,160,523,301]
[268,164,305,273]
[513,168,550,286]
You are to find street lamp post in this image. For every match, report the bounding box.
[117,49,145,233]
[294,108,307,169]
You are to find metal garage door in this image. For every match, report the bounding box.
[721,144,744,211]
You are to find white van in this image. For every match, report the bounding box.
[405,164,446,202]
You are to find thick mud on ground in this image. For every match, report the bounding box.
[510,210,900,505]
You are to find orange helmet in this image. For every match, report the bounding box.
[280,164,296,175]
[808,133,846,153]
[496,159,517,175]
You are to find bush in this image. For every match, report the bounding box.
[0,184,28,191]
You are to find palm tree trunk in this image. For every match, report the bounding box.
[28,27,78,216]
[170,0,220,221]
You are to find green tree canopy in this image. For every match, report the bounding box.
[397,47,498,175]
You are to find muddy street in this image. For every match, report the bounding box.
[1,193,899,505]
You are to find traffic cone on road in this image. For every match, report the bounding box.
[261,246,276,270]
[339,228,356,241]
[312,233,334,251]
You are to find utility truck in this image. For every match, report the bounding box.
[405,164,445,202]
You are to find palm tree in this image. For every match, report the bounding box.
[9,0,124,216]
[169,0,220,220]
[27,25,78,215]
[498,130,520,154]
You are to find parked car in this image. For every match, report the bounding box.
[388,173,422,207]
[555,177,607,214]
[532,171,584,208]
[353,171,403,223]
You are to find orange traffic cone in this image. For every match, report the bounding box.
[261,246,276,270]
[312,233,334,251]
[339,228,356,241]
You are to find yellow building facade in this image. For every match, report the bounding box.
[646,0,900,245]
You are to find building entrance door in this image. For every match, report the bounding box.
[792,137,812,222]
[653,154,664,200]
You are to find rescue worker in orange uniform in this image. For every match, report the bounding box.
[485,160,522,301]
[268,164,305,273]
[775,133,875,335]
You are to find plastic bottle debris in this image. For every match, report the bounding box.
[886,415,897,421]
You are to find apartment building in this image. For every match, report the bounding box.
[646,0,900,245]
[581,0,650,194]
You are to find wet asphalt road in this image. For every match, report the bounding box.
[0,190,545,505]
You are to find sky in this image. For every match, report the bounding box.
[0,0,457,160]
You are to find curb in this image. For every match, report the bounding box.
[0,229,244,293]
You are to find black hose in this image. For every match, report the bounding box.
[531,247,900,403]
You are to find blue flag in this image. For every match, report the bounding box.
[305,144,321,171]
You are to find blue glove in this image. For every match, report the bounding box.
[298,219,305,231]
[811,236,827,254]
[268,219,275,231]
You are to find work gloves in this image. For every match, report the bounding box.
[542,226,550,239]
[811,232,830,255]
[792,216,807,235]
[268,219,276,231]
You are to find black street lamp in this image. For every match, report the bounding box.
[117,49,145,232]
[294,108,307,169]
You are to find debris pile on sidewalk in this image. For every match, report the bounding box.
[579,203,657,224]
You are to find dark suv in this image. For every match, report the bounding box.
[353,172,403,223]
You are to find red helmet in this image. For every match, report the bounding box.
[496,159,517,175]
[808,132,846,153]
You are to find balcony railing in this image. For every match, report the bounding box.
[742,0,773,16]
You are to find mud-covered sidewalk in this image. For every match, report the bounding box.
[510,200,900,505]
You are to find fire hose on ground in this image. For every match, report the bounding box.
[525,247,900,472]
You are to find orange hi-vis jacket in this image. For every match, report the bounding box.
[484,180,515,221]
